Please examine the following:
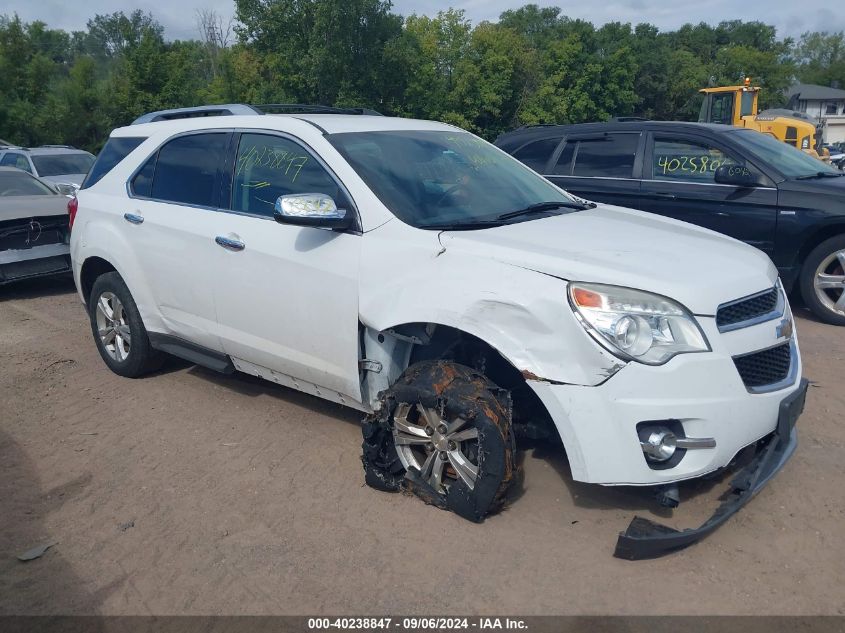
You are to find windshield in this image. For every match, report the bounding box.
[0,170,56,196]
[736,130,840,179]
[32,153,95,177]
[328,130,575,229]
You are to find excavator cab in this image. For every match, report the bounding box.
[698,78,827,161]
[698,81,759,126]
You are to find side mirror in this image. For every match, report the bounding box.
[714,164,765,188]
[272,193,353,230]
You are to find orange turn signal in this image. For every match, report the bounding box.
[572,287,602,308]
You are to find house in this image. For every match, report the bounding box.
[787,83,845,143]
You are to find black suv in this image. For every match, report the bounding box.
[496,121,845,325]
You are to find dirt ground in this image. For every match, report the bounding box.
[0,275,843,616]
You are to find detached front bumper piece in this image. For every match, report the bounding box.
[614,378,808,560]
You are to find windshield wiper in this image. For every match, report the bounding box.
[796,171,844,180]
[419,200,596,231]
[495,200,595,222]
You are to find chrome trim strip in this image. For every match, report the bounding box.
[675,437,717,449]
[733,339,799,395]
[717,284,784,333]
[544,174,776,189]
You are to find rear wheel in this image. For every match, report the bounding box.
[800,235,845,326]
[362,360,516,522]
[89,272,163,377]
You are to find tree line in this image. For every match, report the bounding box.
[1,1,844,153]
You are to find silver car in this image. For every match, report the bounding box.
[0,167,72,284]
[0,145,95,192]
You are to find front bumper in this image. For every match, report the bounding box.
[527,314,803,485]
[615,378,806,559]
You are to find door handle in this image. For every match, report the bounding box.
[654,192,675,199]
[215,236,245,251]
[123,213,144,225]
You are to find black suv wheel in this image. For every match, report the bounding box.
[800,235,845,326]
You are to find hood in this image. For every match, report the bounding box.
[778,173,845,196]
[0,194,69,222]
[440,205,777,315]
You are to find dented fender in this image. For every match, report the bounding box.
[357,220,624,389]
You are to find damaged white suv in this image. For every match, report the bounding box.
[70,105,807,559]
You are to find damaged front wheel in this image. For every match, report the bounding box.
[361,361,515,522]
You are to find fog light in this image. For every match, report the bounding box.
[641,430,677,463]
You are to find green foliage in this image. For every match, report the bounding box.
[795,31,845,88]
[0,3,838,152]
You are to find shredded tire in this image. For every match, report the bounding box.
[361,360,516,522]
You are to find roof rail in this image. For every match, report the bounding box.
[255,103,383,116]
[130,103,383,125]
[38,144,77,149]
[131,104,262,125]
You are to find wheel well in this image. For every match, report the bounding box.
[399,324,558,441]
[79,257,116,306]
[798,224,845,269]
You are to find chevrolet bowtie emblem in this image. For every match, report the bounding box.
[777,318,794,340]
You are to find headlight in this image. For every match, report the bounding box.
[568,282,710,365]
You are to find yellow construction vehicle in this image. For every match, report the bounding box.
[698,78,828,161]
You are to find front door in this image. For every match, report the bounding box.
[638,133,779,255]
[211,131,362,400]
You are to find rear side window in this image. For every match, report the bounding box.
[512,137,561,172]
[552,142,576,175]
[571,134,640,178]
[0,152,32,173]
[131,155,156,198]
[82,137,146,189]
[145,133,228,207]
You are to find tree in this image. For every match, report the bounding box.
[85,10,163,57]
[795,31,845,87]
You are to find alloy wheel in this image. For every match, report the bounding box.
[814,249,845,316]
[392,402,480,493]
[95,291,131,362]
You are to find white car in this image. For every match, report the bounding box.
[0,167,72,284]
[0,145,95,192]
[69,105,807,559]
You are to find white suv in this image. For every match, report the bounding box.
[70,105,807,559]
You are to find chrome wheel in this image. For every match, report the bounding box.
[392,402,480,493]
[814,249,845,316]
[95,291,131,362]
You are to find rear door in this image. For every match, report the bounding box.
[546,132,645,207]
[639,132,779,254]
[124,131,231,351]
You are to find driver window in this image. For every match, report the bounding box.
[231,133,346,217]
[651,138,746,184]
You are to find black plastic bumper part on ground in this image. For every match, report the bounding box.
[614,378,808,560]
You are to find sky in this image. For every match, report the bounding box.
[0,0,839,42]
